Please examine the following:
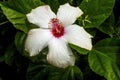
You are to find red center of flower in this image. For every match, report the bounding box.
[49,18,65,38]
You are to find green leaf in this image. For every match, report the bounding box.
[96,13,115,37]
[85,28,97,37]
[80,0,115,28]
[48,66,83,80]
[27,48,49,80]
[69,43,89,55]
[29,47,48,63]
[27,63,49,80]
[15,31,28,56]
[116,26,120,38]
[1,0,44,14]
[89,38,120,80]
[71,0,83,6]
[69,66,83,80]
[27,54,83,80]
[47,67,65,80]
[115,17,120,38]
[26,40,49,80]
[0,3,28,33]
[58,0,71,5]
[41,0,59,13]
[4,43,16,65]
[0,0,44,33]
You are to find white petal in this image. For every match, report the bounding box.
[57,3,83,26]
[64,25,92,50]
[47,38,75,68]
[25,29,52,56]
[26,5,56,28]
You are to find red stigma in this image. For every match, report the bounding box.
[49,18,65,38]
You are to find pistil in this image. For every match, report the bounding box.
[49,18,65,38]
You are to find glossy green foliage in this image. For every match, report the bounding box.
[89,38,120,80]
[0,0,120,80]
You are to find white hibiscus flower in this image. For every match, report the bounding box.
[25,3,92,68]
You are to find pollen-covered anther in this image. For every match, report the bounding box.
[49,18,65,38]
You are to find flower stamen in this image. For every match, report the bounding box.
[49,18,65,38]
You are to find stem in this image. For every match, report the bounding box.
[0,21,9,26]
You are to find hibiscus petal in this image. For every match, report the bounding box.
[57,3,83,26]
[47,38,75,68]
[65,25,92,50]
[25,29,52,56]
[26,5,56,28]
